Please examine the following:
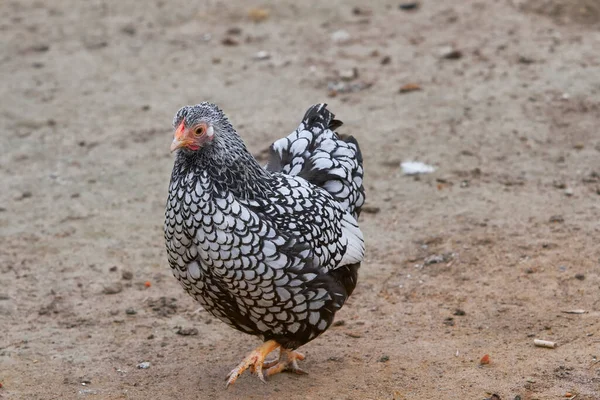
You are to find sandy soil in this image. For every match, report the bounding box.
[1,1,600,399]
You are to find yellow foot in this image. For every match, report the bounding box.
[226,340,280,387]
[264,348,307,377]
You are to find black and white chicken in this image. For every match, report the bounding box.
[164,103,365,386]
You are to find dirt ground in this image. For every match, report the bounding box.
[1,0,600,399]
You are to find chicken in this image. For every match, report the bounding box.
[164,103,365,386]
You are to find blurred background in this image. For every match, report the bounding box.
[1,1,599,399]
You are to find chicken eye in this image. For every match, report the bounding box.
[194,126,205,136]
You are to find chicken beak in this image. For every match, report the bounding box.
[170,139,182,152]
[170,121,187,152]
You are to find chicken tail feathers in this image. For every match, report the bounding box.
[266,104,365,218]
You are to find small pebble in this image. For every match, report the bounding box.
[176,327,199,336]
[331,30,351,44]
[120,25,136,36]
[485,395,501,400]
[518,55,535,64]
[248,7,270,22]
[480,354,491,365]
[352,7,372,16]
[361,206,380,214]
[574,273,585,281]
[399,2,419,10]
[399,83,421,93]
[103,283,123,295]
[109,266,117,272]
[137,361,150,369]
[453,309,466,316]
[221,37,239,46]
[121,270,133,280]
[125,308,137,315]
[439,46,462,60]
[31,44,50,52]
[564,188,573,196]
[16,191,32,201]
[424,254,444,265]
[253,51,271,60]
[549,215,564,223]
[339,67,358,81]
[226,27,242,35]
[378,355,390,362]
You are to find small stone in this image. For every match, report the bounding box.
[221,37,239,46]
[399,83,421,93]
[443,317,454,326]
[253,50,271,60]
[226,27,242,35]
[176,327,199,336]
[380,55,391,65]
[518,55,534,64]
[109,266,118,272]
[399,2,419,10]
[480,354,491,365]
[553,181,566,189]
[549,215,564,223]
[121,270,133,280]
[564,188,573,196]
[339,67,358,81]
[378,355,390,362]
[137,361,150,369]
[352,7,372,16]
[141,105,150,111]
[574,273,585,281]
[424,254,444,265]
[16,191,32,201]
[453,309,466,316]
[248,7,270,22]
[439,46,462,60]
[331,30,351,44]
[31,44,50,52]
[125,307,137,315]
[120,25,136,36]
[103,283,123,295]
[333,320,346,327]
[361,206,380,214]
